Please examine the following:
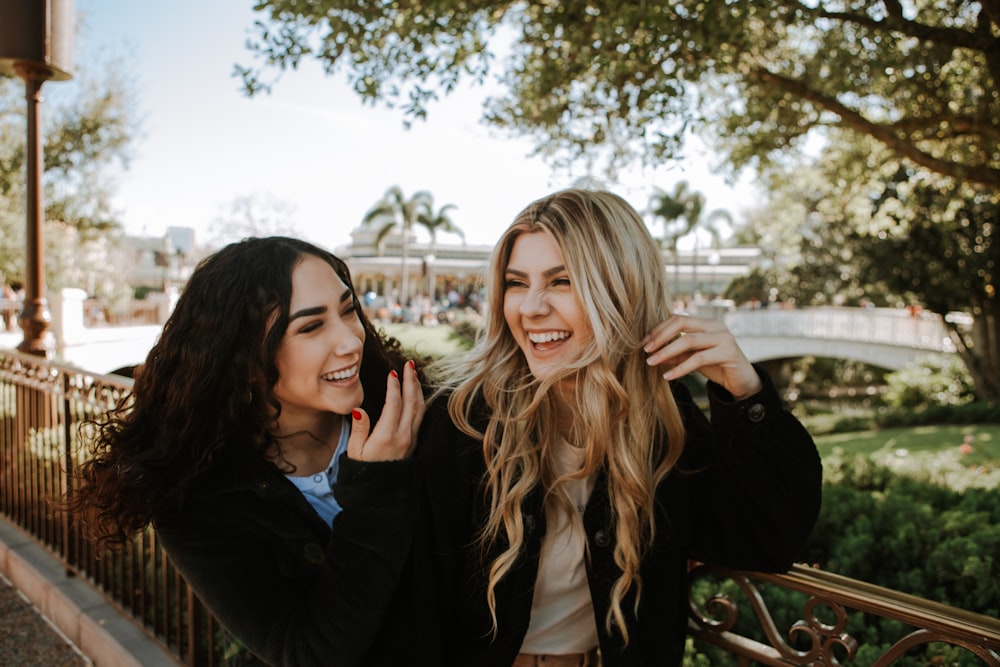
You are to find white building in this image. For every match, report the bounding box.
[335,220,762,304]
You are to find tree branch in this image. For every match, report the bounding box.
[891,115,1000,143]
[753,68,1000,187]
[795,1,998,52]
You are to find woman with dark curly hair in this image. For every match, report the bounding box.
[67,236,425,667]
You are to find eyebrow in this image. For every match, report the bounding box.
[505,265,567,279]
[289,288,353,321]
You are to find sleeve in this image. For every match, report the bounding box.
[675,365,823,572]
[154,457,416,667]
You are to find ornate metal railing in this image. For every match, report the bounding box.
[1,349,998,666]
[688,562,1000,665]
[0,350,221,666]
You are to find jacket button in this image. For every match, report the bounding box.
[594,529,611,547]
[303,543,326,564]
[746,403,766,423]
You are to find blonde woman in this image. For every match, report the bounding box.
[419,189,822,666]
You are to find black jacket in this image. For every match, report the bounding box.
[414,368,822,666]
[154,448,417,667]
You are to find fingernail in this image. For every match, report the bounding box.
[352,409,362,420]
[390,370,398,379]
[407,359,415,370]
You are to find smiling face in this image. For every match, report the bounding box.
[502,231,593,385]
[272,255,366,429]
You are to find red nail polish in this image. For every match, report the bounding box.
[352,409,361,420]
[407,359,415,370]
[390,370,398,379]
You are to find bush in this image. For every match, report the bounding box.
[809,455,1000,617]
[875,400,1000,428]
[882,353,974,409]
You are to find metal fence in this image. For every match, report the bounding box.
[0,350,220,666]
[0,349,998,666]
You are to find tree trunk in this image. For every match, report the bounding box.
[947,298,999,401]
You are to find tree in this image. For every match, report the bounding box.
[238,1,999,186]
[416,199,463,299]
[647,181,732,298]
[728,133,998,399]
[363,186,433,303]
[239,0,999,393]
[1,58,137,292]
[855,173,998,400]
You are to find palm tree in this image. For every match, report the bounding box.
[416,200,463,300]
[648,182,699,292]
[648,181,733,298]
[362,186,432,304]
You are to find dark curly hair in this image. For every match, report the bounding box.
[68,236,406,549]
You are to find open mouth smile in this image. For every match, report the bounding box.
[527,331,571,349]
[321,365,359,382]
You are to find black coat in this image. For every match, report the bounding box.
[154,449,418,667]
[413,368,822,666]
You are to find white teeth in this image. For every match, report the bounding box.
[527,331,570,343]
[323,366,358,381]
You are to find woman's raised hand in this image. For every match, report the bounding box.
[643,314,763,400]
[347,360,426,461]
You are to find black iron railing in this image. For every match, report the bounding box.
[0,350,221,666]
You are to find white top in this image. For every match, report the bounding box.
[520,439,599,654]
[285,419,351,526]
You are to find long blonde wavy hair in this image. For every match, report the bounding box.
[428,188,686,642]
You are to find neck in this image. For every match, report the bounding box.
[269,412,344,475]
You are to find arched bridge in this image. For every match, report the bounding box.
[717,306,959,370]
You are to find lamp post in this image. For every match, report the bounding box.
[0,0,75,358]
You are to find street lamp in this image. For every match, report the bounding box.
[0,0,75,358]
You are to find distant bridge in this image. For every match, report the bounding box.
[720,306,958,370]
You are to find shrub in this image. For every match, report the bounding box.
[809,455,1000,617]
[882,353,974,409]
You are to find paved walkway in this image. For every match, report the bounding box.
[0,519,181,667]
[0,572,91,666]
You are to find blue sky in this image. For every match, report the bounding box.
[74,0,758,252]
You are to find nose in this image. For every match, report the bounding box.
[519,286,550,317]
[331,320,364,357]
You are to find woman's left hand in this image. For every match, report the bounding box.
[642,314,763,400]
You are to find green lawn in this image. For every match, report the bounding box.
[816,423,1000,458]
[378,322,466,360]
[816,424,1000,490]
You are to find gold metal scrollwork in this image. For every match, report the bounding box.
[689,562,862,664]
